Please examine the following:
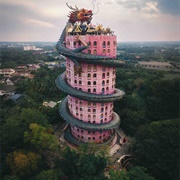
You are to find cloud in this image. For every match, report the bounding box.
[27,19,56,28]
[114,0,179,16]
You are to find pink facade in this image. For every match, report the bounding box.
[65,34,117,143]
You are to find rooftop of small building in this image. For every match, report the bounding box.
[138,61,173,66]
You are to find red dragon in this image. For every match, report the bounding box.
[66,3,93,25]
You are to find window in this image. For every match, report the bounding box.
[74,80,77,84]
[93,81,96,85]
[107,49,110,53]
[87,73,91,78]
[93,41,97,47]
[88,41,91,46]
[93,88,96,93]
[74,42,76,46]
[102,80,105,86]
[103,49,106,54]
[88,115,91,119]
[88,81,91,85]
[93,137,95,140]
[87,66,91,71]
[88,137,91,140]
[88,109,91,112]
[102,73,105,79]
[93,73,97,78]
[93,109,96,113]
[93,65,97,71]
[79,80,82,84]
[93,49,97,55]
[107,41,110,46]
[88,50,91,54]
[102,88,105,94]
[101,108,104,112]
[88,88,91,92]
[107,72,109,76]
[106,87,109,91]
[78,41,81,46]
[106,80,109,84]
[102,41,106,48]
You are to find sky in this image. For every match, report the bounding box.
[0,0,179,42]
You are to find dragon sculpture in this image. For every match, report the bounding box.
[66,3,93,25]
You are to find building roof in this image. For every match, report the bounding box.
[0,85,17,92]
[9,94,22,101]
[138,61,173,66]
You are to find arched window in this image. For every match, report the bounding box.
[88,81,91,85]
[79,80,82,84]
[88,41,91,46]
[102,88,105,94]
[93,88,96,93]
[93,73,97,78]
[102,49,106,54]
[102,41,106,48]
[88,50,91,54]
[78,41,81,46]
[106,80,109,84]
[93,65,97,71]
[102,80,105,86]
[107,41,110,46]
[88,88,91,92]
[93,81,96,85]
[93,49,97,55]
[107,49,110,53]
[102,73,105,79]
[87,66,91,71]
[93,41,97,47]
[87,73,91,78]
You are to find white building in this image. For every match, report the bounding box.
[0,68,16,76]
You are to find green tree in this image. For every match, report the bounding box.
[6,151,41,177]
[134,119,179,180]
[35,169,64,180]
[127,166,155,180]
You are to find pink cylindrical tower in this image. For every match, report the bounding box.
[56,7,125,147]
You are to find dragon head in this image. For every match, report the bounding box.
[66,3,93,25]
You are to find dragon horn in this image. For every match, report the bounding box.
[66,2,78,10]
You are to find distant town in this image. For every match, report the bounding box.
[0,41,180,98]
